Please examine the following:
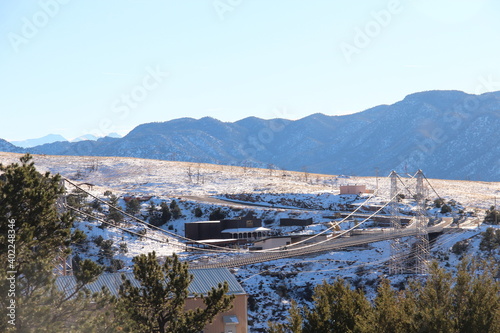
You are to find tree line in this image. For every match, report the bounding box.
[269,259,500,333]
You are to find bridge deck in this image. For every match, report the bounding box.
[188,223,448,269]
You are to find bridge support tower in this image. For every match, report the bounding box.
[389,171,405,275]
[413,170,430,274]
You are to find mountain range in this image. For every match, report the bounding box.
[10,133,124,148]
[72,133,122,142]
[0,138,25,153]
[3,90,500,181]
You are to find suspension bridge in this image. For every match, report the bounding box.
[60,169,455,274]
[189,219,452,269]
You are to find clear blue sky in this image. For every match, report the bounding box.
[1,0,499,141]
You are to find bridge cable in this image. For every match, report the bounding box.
[63,177,242,252]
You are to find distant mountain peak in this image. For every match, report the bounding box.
[11,134,67,148]
[198,116,224,125]
[402,90,469,104]
[107,132,122,139]
[72,134,99,142]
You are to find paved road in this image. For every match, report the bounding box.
[181,195,321,212]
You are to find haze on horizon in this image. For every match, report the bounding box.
[1,0,499,141]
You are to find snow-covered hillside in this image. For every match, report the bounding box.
[1,152,497,209]
[2,152,499,331]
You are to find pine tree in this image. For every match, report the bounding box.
[434,198,445,208]
[193,207,203,218]
[484,206,500,225]
[117,252,234,333]
[147,200,157,217]
[440,204,452,214]
[479,227,500,254]
[66,188,88,210]
[302,279,372,333]
[209,207,227,221]
[99,239,115,261]
[371,279,414,333]
[268,301,303,333]
[453,259,500,333]
[170,200,182,219]
[412,262,454,333]
[107,194,123,224]
[147,201,163,226]
[125,198,141,215]
[159,201,172,225]
[0,154,105,332]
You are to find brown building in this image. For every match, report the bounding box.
[340,184,369,195]
[56,267,248,333]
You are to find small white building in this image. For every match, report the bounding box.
[221,226,271,240]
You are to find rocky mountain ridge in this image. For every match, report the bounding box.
[3,90,500,181]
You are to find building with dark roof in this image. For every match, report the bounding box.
[185,218,271,243]
[279,218,313,227]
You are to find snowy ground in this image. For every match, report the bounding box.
[2,152,497,210]
[2,152,499,331]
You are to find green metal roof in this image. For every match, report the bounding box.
[56,267,246,298]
